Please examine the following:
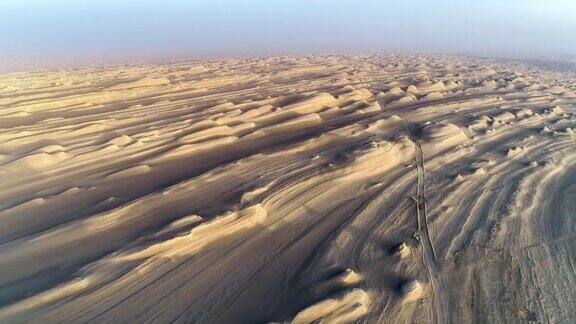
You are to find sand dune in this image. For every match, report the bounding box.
[0,54,575,323]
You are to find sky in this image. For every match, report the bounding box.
[1,0,575,63]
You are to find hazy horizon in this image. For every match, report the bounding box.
[2,0,576,66]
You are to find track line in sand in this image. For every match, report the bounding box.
[398,116,452,324]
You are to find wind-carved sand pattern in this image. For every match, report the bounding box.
[0,54,575,323]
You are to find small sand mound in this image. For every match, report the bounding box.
[507,146,524,157]
[416,81,446,93]
[550,106,565,115]
[482,80,498,88]
[472,167,486,175]
[337,268,362,285]
[406,85,419,94]
[108,135,133,146]
[401,280,426,304]
[338,88,373,101]
[393,94,416,104]
[467,115,492,133]
[395,242,411,258]
[283,93,337,114]
[313,268,363,297]
[444,80,458,89]
[422,122,468,147]
[5,151,69,170]
[512,108,533,118]
[493,111,516,124]
[38,145,66,153]
[422,92,444,100]
[387,87,405,96]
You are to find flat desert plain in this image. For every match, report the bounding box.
[0,54,575,323]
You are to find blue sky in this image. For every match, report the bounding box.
[1,0,575,60]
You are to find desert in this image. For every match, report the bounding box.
[0,53,574,322]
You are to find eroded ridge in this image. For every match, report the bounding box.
[0,54,575,323]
